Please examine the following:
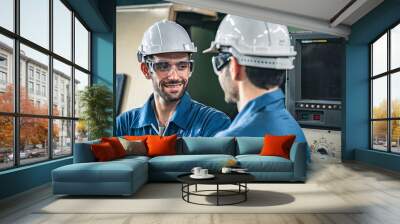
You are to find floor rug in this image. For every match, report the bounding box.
[37,183,362,214]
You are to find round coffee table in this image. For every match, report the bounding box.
[177,172,255,206]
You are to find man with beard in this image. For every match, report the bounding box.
[116,20,231,137]
[204,15,309,159]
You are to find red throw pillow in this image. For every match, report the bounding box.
[91,142,118,161]
[146,134,177,157]
[260,134,296,159]
[101,137,126,158]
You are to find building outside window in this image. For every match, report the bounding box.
[35,83,40,95]
[28,81,34,94]
[41,73,46,83]
[41,85,46,97]
[35,70,40,81]
[0,71,6,85]
[28,66,34,80]
[0,54,7,67]
[0,54,7,88]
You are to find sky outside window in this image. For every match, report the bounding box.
[372,33,387,76]
[0,0,14,32]
[54,0,72,60]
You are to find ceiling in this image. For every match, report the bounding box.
[167,0,384,38]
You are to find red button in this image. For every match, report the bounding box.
[313,114,321,120]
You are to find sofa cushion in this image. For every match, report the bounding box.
[52,158,148,183]
[73,140,100,163]
[236,155,293,172]
[178,137,235,155]
[115,155,150,163]
[235,137,264,155]
[148,154,235,172]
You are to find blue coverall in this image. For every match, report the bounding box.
[215,89,310,160]
[116,92,231,137]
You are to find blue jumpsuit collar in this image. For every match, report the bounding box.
[133,92,192,130]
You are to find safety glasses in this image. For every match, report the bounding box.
[212,52,232,75]
[147,60,194,74]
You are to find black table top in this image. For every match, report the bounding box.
[177,172,255,185]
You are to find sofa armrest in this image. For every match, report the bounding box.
[289,142,307,181]
[73,140,100,163]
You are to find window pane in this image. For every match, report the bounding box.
[20,0,49,49]
[75,18,89,70]
[53,119,72,158]
[372,121,388,151]
[20,44,49,115]
[0,116,13,170]
[74,69,89,118]
[53,0,72,60]
[372,33,387,76]
[391,24,400,70]
[391,72,400,118]
[0,34,14,112]
[75,120,88,143]
[20,117,49,165]
[53,59,72,117]
[0,0,14,31]
[372,77,387,119]
[391,120,400,153]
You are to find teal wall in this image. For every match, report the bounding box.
[0,0,116,200]
[188,26,237,119]
[92,0,116,135]
[344,0,400,171]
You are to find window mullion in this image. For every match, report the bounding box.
[71,10,76,155]
[13,0,20,167]
[370,45,373,149]
[388,30,391,152]
[49,0,53,160]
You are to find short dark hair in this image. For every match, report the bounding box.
[245,66,285,90]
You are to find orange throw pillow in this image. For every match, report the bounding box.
[146,134,177,157]
[91,142,118,161]
[260,134,296,159]
[101,137,126,158]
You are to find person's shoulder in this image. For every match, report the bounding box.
[116,107,143,121]
[190,99,230,119]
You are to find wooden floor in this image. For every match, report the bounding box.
[1,161,400,224]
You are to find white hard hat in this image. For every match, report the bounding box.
[204,15,296,70]
[137,20,197,63]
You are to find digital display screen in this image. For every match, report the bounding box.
[300,40,343,101]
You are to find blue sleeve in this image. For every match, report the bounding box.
[115,113,127,136]
[201,112,231,137]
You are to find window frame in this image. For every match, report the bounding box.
[370,20,400,154]
[0,0,92,171]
